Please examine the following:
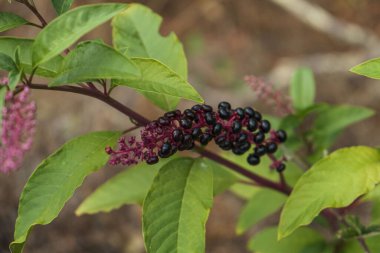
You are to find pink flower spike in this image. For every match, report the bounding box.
[0,78,36,174]
[244,75,294,116]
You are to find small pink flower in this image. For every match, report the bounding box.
[0,78,36,174]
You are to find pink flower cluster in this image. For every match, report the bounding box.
[0,78,36,174]
[245,75,293,116]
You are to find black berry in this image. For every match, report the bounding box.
[276,163,286,172]
[237,133,248,143]
[202,104,213,112]
[191,127,202,139]
[172,129,183,142]
[218,101,231,110]
[212,123,223,135]
[158,116,170,126]
[159,142,172,158]
[276,130,287,142]
[232,120,242,133]
[266,142,277,153]
[253,111,262,121]
[205,112,216,125]
[254,145,266,156]
[180,118,192,129]
[247,154,260,165]
[218,108,232,120]
[184,109,195,120]
[192,104,202,111]
[235,107,245,119]
[183,134,193,145]
[146,155,159,164]
[254,131,265,144]
[260,120,271,133]
[200,133,212,145]
[244,107,255,117]
[247,118,258,131]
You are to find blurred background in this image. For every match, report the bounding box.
[1,0,380,252]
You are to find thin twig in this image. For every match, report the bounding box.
[27,22,43,29]
[357,237,371,253]
[22,0,47,27]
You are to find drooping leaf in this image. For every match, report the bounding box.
[248,227,326,253]
[112,4,188,110]
[0,37,63,77]
[350,58,380,79]
[113,58,203,109]
[51,0,74,15]
[237,189,287,235]
[312,105,374,136]
[143,158,213,253]
[32,4,127,66]
[10,131,120,253]
[278,146,380,239]
[0,12,29,32]
[290,67,315,111]
[309,105,374,160]
[76,158,173,215]
[50,41,140,86]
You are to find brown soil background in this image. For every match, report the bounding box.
[1,0,380,252]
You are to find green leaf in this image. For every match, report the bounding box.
[112,4,187,78]
[312,105,374,136]
[50,41,140,86]
[0,52,21,90]
[0,37,63,77]
[10,131,120,253]
[278,146,380,239]
[76,158,173,215]
[51,0,74,15]
[77,157,234,216]
[237,189,287,235]
[143,158,213,253]
[32,3,127,66]
[113,58,204,110]
[350,58,380,79]
[248,227,325,253]
[7,69,22,91]
[290,67,316,111]
[0,12,29,32]
[309,105,374,159]
[0,52,17,72]
[112,4,188,110]
[202,158,238,195]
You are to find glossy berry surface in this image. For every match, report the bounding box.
[106,102,288,172]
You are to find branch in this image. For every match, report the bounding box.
[28,83,292,195]
[29,83,149,126]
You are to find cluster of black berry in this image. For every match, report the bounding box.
[107,102,287,172]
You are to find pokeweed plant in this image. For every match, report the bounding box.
[1,1,380,253]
